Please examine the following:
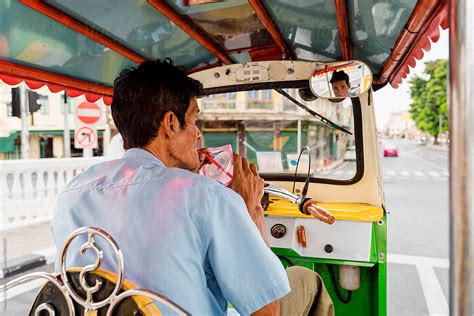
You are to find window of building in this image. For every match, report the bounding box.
[224,92,236,99]
[202,93,236,111]
[6,102,12,117]
[282,89,298,112]
[39,95,49,115]
[247,90,259,99]
[261,90,272,99]
[283,103,298,112]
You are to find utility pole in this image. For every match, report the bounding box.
[103,104,112,156]
[83,147,93,157]
[63,93,71,157]
[20,85,29,159]
[297,120,302,154]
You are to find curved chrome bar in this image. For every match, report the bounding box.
[264,183,303,205]
[35,303,56,316]
[4,226,191,315]
[59,226,124,310]
[78,233,104,306]
[2,272,75,316]
[106,289,190,316]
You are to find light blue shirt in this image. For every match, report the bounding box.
[52,148,290,315]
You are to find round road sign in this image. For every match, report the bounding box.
[74,126,97,148]
[76,102,101,125]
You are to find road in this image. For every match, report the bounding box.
[1,140,449,315]
[326,139,449,315]
[383,140,449,316]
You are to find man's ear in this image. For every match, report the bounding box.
[162,111,179,137]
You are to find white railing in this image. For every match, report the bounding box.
[0,157,109,230]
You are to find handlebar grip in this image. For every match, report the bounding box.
[302,200,335,225]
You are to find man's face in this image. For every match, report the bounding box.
[331,80,350,98]
[171,99,202,171]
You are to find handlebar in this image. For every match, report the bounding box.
[263,184,335,225]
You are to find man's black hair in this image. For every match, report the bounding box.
[330,70,350,85]
[111,58,203,149]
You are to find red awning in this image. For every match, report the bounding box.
[0,73,113,105]
[390,2,448,88]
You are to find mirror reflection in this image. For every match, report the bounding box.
[310,61,373,99]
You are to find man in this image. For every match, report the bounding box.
[52,59,333,315]
[330,70,351,98]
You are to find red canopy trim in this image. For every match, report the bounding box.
[0,73,113,105]
[390,2,448,88]
[0,60,113,105]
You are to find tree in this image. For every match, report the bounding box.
[409,59,448,144]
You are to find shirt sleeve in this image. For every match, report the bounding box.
[204,186,290,315]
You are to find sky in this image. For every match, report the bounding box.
[373,28,449,128]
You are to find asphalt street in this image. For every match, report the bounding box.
[326,139,449,315]
[383,139,449,316]
[1,140,449,315]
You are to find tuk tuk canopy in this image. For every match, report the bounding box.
[0,0,447,104]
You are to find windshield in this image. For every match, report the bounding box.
[198,88,359,182]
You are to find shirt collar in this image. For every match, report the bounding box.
[122,148,165,167]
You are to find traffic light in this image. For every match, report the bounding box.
[28,91,41,113]
[10,87,21,118]
[9,88,42,116]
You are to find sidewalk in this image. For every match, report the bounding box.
[0,221,56,278]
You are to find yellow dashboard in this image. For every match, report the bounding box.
[265,196,384,222]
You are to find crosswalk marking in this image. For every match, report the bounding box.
[321,167,449,181]
[380,170,448,180]
[389,253,449,316]
[417,266,450,316]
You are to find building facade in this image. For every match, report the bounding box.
[0,83,110,160]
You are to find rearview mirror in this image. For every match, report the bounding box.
[309,61,373,99]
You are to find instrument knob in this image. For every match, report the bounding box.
[270,224,287,238]
[324,244,334,253]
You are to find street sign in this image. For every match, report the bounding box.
[74,126,98,149]
[76,102,101,125]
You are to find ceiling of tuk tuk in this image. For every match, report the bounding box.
[0,0,447,104]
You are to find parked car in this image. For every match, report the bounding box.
[383,143,399,157]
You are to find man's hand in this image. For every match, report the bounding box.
[192,148,212,173]
[230,154,270,246]
[230,154,265,214]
